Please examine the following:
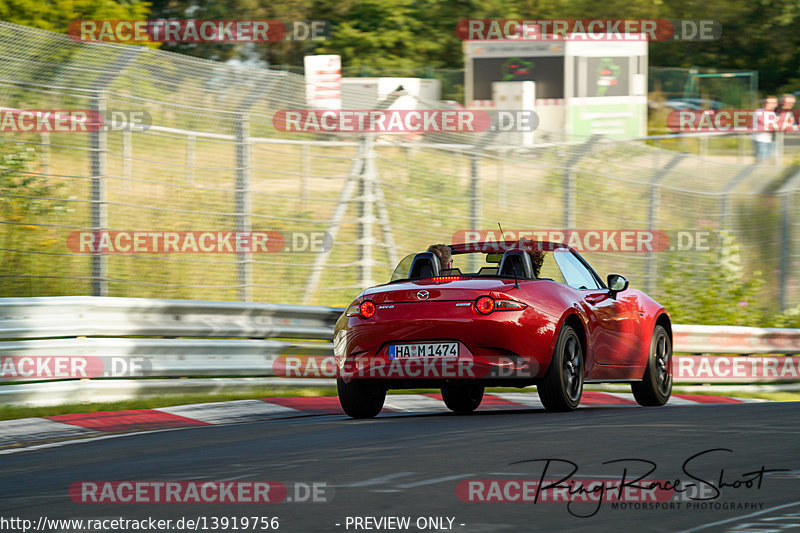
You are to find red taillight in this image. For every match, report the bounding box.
[475,296,495,314]
[359,300,376,319]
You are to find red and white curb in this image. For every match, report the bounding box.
[0,392,765,450]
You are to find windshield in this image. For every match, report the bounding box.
[390,253,417,281]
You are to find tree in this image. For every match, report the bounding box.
[0,0,150,33]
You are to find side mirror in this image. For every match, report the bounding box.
[607,274,629,297]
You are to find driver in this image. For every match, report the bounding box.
[426,244,453,271]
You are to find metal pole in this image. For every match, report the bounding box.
[563,170,576,228]
[469,152,480,274]
[721,166,755,231]
[358,137,376,288]
[560,136,601,230]
[779,192,791,311]
[234,114,252,302]
[89,94,108,297]
[498,151,506,210]
[646,154,685,293]
[699,134,709,158]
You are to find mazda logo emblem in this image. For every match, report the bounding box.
[417,290,429,300]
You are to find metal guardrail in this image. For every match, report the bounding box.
[0,297,799,406]
[673,324,800,354]
[0,296,341,340]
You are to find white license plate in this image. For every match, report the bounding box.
[388,342,458,359]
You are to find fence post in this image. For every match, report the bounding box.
[85,46,143,297]
[561,135,601,229]
[358,137,376,288]
[780,193,790,311]
[777,170,800,311]
[646,154,685,293]
[699,134,709,158]
[469,151,480,273]
[234,113,252,302]
[89,94,108,296]
[563,169,576,228]
[720,166,755,231]
[498,150,506,210]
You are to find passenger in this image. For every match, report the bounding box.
[519,238,545,277]
[528,248,545,278]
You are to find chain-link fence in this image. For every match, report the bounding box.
[1,21,798,317]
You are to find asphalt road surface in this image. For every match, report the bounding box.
[1,402,799,533]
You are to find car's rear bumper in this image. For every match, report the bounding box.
[333,301,558,383]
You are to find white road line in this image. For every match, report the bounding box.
[339,472,416,487]
[675,500,800,533]
[397,473,475,489]
[0,424,202,455]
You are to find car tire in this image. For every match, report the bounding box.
[538,324,584,411]
[337,378,386,419]
[441,383,484,413]
[631,325,672,406]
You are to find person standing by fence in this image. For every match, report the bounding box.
[753,95,778,163]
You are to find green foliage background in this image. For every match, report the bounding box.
[3,0,800,93]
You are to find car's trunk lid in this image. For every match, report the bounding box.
[363,278,516,303]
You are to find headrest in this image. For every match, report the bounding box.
[498,249,533,279]
[408,252,441,279]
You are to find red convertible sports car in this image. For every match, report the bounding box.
[333,239,672,418]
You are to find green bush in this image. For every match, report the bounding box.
[657,232,765,326]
